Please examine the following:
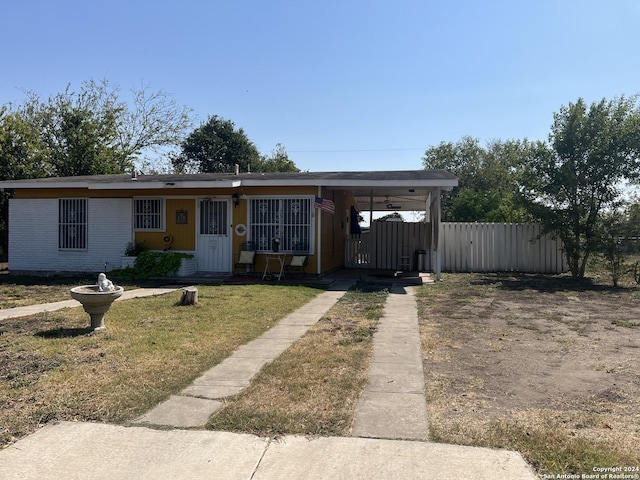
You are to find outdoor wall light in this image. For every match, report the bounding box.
[232,193,240,207]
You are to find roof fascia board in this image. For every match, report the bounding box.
[89,180,242,190]
[0,181,92,189]
[241,178,458,188]
[338,179,458,188]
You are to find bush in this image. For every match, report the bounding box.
[123,240,149,257]
[113,251,193,279]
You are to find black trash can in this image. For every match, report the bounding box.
[415,250,427,272]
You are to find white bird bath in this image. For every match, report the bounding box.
[70,285,124,331]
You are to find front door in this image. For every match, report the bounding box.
[196,199,231,272]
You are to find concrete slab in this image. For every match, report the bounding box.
[371,343,422,364]
[135,395,223,427]
[371,330,418,346]
[0,423,538,480]
[255,435,538,480]
[279,312,327,326]
[257,324,311,340]
[366,363,426,393]
[232,338,292,358]
[118,287,178,300]
[182,384,246,399]
[0,422,267,480]
[351,390,429,440]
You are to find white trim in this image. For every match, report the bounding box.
[90,180,242,190]
[242,178,458,188]
[317,187,322,275]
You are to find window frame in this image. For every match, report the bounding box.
[58,198,88,250]
[133,197,165,231]
[248,196,315,254]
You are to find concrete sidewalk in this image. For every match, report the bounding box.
[0,421,538,479]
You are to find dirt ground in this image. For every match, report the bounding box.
[418,274,640,465]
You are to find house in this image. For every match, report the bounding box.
[0,169,457,277]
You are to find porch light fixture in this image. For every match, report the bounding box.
[232,193,240,207]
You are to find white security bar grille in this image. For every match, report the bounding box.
[249,197,311,252]
[200,200,228,235]
[59,198,87,249]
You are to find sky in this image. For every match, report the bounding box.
[2,0,640,174]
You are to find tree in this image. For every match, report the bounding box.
[422,136,532,222]
[172,116,261,173]
[8,79,192,177]
[172,118,300,174]
[376,212,404,222]
[519,96,640,277]
[259,143,299,172]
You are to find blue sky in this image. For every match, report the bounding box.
[2,0,640,173]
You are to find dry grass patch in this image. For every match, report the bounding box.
[417,273,640,477]
[206,284,389,437]
[0,284,319,447]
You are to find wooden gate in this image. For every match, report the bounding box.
[345,222,431,270]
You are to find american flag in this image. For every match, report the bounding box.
[314,196,335,214]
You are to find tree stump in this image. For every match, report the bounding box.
[180,287,198,305]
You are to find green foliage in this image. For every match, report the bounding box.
[375,212,404,222]
[258,143,299,172]
[133,251,193,278]
[172,115,261,173]
[123,240,149,257]
[172,116,298,173]
[519,96,640,277]
[114,251,193,279]
[422,136,532,222]
[1,78,192,179]
[595,211,628,286]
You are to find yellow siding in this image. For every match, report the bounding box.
[13,184,360,274]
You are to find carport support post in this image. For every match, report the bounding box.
[430,189,442,281]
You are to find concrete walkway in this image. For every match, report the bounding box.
[135,279,355,428]
[351,284,428,440]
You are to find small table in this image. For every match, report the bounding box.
[262,253,286,280]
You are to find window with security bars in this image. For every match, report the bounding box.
[249,197,312,253]
[134,198,164,230]
[59,198,87,249]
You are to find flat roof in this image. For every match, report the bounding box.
[0,170,457,211]
[0,169,457,190]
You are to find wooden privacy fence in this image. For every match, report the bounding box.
[440,223,567,273]
[345,222,431,270]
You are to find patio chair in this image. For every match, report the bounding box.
[234,249,256,274]
[285,255,307,274]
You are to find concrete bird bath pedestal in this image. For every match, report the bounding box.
[70,274,123,331]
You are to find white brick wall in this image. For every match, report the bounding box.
[9,198,133,274]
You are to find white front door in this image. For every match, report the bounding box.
[196,199,231,272]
